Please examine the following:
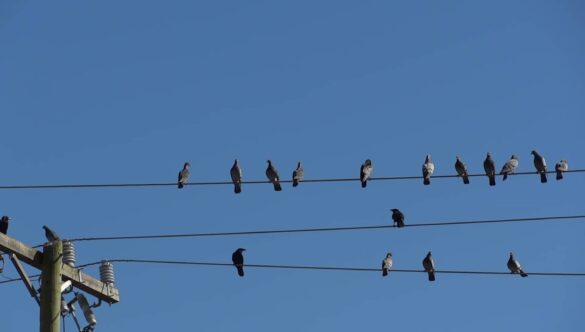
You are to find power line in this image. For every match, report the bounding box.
[0,169,582,190]
[67,214,585,243]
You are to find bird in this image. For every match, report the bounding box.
[483,152,496,186]
[266,160,282,191]
[500,155,519,181]
[382,253,393,277]
[360,159,373,188]
[230,159,242,194]
[0,216,11,235]
[177,162,190,189]
[292,162,304,187]
[391,209,405,228]
[422,155,434,185]
[555,160,568,180]
[42,225,60,243]
[531,150,547,183]
[422,251,436,281]
[232,248,246,277]
[454,156,470,184]
[507,252,528,277]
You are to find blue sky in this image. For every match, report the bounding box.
[1,1,584,331]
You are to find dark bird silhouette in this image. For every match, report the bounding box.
[507,252,528,277]
[422,155,434,185]
[230,159,242,194]
[360,159,373,188]
[177,162,190,189]
[500,155,519,181]
[555,160,568,180]
[382,253,393,277]
[391,209,405,228]
[266,160,282,191]
[0,216,11,235]
[42,225,60,243]
[455,156,470,184]
[483,152,496,186]
[531,150,547,183]
[292,162,304,187]
[232,248,246,277]
[422,251,436,281]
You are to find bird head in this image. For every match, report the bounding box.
[238,248,246,252]
[1,216,10,222]
[297,161,302,167]
[487,152,491,157]
[531,150,538,156]
[184,162,190,169]
[387,253,393,257]
[511,155,518,160]
[365,159,372,165]
[267,160,272,165]
[391,209,398,212]
[425,155,432,162]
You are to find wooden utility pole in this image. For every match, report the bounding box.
[39,241,63,332]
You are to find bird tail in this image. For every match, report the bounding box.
[274,182,282,191]
[519,269,528,277]
[423,178,430,185]
[178,183,184,189]
[489,175,496,186]
[382,269,388,277]
[502,173,508,181]
[463,176,469,184]
[540,173,547,183]
[234,183,242,194]
[398,222,405,228]
[361,180,367,188]
[237,265,244,277]
[293,180,299,187]
[556,171,563,180]
[428,271,435,281]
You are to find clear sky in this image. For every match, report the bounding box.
[1,1,584,331]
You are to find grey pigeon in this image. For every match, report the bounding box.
[422,155,434,185]
[531,150,547,183]
[454,156,470,184]
[266,160,282,191]
[360,159,373,188]
[507,252,528,277]
[0,216,11,235]
[422,251,435,281]
[292,162,304,187]
[500,155,519,181]
[177,162,190,189]
[232,248,246,277]
[391,209,405,228]
[230,159,242,194]
[42,225,60,243]
[555,160,568,180]
[382,253,393,277]
[483,152,496,186]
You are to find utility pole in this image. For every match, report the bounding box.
[0,233,119,331]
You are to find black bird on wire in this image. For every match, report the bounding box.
[391,209,405,228]
[230,159,243,194]
[507,252,528,277]
[455,156,470,184]
[483,152,497,186]
[232,248,246,277]
[422,251,436,281]
[42,225,60,243]
[266,160,282,191]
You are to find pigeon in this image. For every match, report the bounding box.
[500,155,519,181]
[454,156,470,184]
[266,160,282,191]
[483,152,496,186]
[232,248,246,277]
[555,160,568,180]
[177,162,190,189]
[422,251,435,281]
[42,225,60,243]
[0,216,11,235]
[391,209,405,228]
[531,150,547,183]
[422,155,434,185]
[507,252,528,277]
[382,253,393,277]
[230,159,243,194]
[292,162,304,187]
[360,159,373,188]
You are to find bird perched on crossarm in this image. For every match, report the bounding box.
[0,216,11,235]
[43,225,60,243]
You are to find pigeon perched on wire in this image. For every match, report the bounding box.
[531,150,547,183]
[483,152,496,186]
[507,252,528,277]
[422,155,434,185]
[555,160,568,180]
[500,155,519,181]
[360,159,373,188]
[292,162,304,187]
[266,160,282,191]
[0,216,11,235]
[422,251,435,281]
[454,156,470,184]
[382,253,393,277]
[42,225,60,243]
[391,209,405,228]
[230,159,242,194]
[232,248,246,277]
[177,162,190,189]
